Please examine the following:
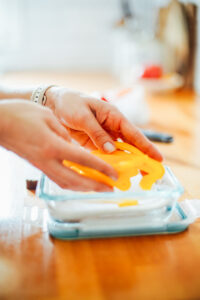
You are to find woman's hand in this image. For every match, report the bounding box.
[46,87,163,161]
[0,100,117,192]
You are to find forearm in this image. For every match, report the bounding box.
[0,85,33,101]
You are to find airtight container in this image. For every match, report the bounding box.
[38,166,185,240]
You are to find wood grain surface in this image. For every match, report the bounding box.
[0,72,200,300]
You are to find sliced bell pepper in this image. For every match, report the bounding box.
[63,141,165,191]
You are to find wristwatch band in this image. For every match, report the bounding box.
[30,85,55,105]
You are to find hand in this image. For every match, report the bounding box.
[0,100,117,192]
[46,87,163,161]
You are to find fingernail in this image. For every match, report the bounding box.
[103,142,115,153]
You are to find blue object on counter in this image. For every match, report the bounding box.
[142,129,174,143]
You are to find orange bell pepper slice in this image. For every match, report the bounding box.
[63,141,165,191]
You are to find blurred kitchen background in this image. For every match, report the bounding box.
[0,0,199,93]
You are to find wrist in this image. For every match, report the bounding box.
[45,86,61,111]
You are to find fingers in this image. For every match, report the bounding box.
[45,160,113,192]
[80,111,116,153]
[89,99,163,161]
[120,118,163,161]
[67,128,97,150]
[47,112,71,142]
[51,135,118,180]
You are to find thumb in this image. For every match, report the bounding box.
[83,113,116,153]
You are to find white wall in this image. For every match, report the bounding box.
[0,0,121,71]
[0,0,199,76]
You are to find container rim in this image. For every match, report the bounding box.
[37,166,184,202]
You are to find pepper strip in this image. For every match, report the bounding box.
[63,142,165,191]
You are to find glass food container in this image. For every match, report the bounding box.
[37,166,184,240]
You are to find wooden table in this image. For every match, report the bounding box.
[0,72,200,300]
